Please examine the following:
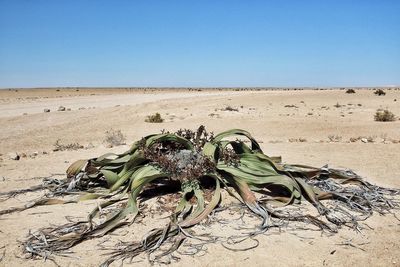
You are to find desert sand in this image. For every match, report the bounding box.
[0,88,399,267]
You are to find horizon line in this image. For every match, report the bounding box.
[1,85,399,90]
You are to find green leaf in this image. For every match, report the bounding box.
[100,170,120,187]
[180,178,221,227]
[145,133,194,150]
[212,129,262,152]
[203,142,217,160]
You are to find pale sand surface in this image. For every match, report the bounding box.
[0,89,399,266]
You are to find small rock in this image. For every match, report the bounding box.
[376,138,385,143]
[32,151,39,156]
[361,138,368,143]
[58,106,66,111]
[8,152,20,160]
[20,152,27,158]
[23,112,28,115]
[44,108,50,113]
[42,151,48,155]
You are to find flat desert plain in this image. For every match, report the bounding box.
[0,88,399,266]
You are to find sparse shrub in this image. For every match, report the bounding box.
[288,138,307,143]
[374,109,396,122]
[284,104,298,108]
[346,89,356,94]
[222,106,239,112]
[334,102,342,108]
[103,129,126,147]
[367,136,375,142]
[374,89,386,96]
[208,113,220,118]
[328,135,342,142]
[53,139,83,151]
[145,113,164,123]
[349,137,359,143]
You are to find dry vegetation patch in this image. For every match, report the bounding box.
[374,109,396,122]
[221,105,239,112]
[53,139,83,151]
[374,89,386,96]
[328,135,342,142]
[103,129,126,147]
[145,112,164,123]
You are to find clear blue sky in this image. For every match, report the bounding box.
[0,1,399,88]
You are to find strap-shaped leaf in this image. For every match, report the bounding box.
[180,178,221,228]
[212,129,262,152]
[100,170,120,187]
[202,142,217,160]
[66,159,88,177]
[145,133,194,150]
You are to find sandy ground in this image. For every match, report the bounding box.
[0,88,399,267]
